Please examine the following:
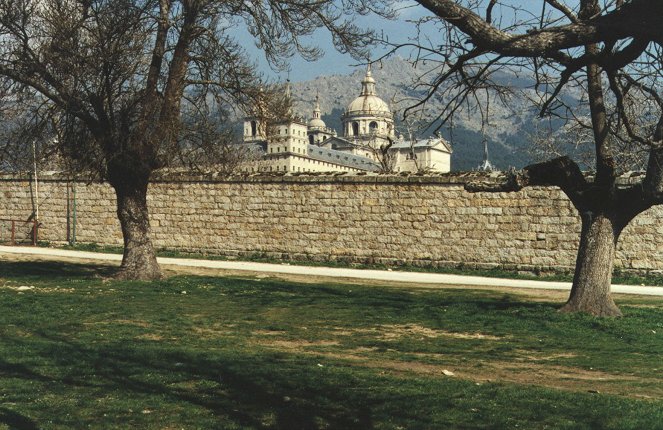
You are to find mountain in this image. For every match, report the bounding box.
[284,56,569,171]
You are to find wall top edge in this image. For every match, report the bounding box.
[0,171,487,185]
[0,170,646,186]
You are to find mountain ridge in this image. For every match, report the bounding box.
[283,56,543,171]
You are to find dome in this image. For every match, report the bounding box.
[347,94,391,114]
[308,117,327,128]
[308,93,328,129]
[345,66,391,115]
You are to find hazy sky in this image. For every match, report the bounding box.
[233,2,431,82]
[235,0,542,82]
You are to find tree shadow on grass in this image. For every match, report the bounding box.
[2,330,395,429]
[0,407,40,430]
[0,260,116,281]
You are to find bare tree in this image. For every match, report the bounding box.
[369,134,397,173]
[0,0,390,279]
[393,0,663,316]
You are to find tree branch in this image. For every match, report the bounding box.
[466,156,588,207]
[416,0,661,59]
[544,0,579,24]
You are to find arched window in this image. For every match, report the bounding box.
[369,121,378,132]
[352,122,359,136]
[309,135,314,145]
[250,120,257,136]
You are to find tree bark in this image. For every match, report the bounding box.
[560,212,622,317]
[113,179,161,280]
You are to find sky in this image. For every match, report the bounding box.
[232,1,436,82]
[233,0,542,82]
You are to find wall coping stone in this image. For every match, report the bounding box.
[0,170,646,186]
[0,171,498,185]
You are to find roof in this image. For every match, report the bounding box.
[324,136,358,148]
[307,144,379,171]
[391,138,452,153]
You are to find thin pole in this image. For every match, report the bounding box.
[66,181,71,244]
[72,182,77,245]
[32,140,39,222]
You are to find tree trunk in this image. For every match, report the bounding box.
[113,181,162,280]
[560,212,622,317]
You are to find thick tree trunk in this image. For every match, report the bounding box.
[113,181,162,280]
[560,212,622,317]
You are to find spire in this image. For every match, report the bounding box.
[313,90,321,119]
[477,137,495,171]
[284,77,293,117]
[361,64,376,96]
[308,88,327,129]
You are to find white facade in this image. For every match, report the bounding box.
[392,139,453,172]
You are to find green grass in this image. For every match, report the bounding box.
[0,260,662,429]
[54,242,663,287]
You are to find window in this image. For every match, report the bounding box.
[250,120,257,136]
[352,122,359,136]
[369,121,378,132]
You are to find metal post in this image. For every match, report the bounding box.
[72,182,77,245]
[32,140,39,223]
[66,181,71,244]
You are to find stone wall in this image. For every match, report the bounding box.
[1,173,662,273]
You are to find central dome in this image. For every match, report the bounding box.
[347,94,391,114]
[346,67,391,115]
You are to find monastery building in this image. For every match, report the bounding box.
[242,67,452,173]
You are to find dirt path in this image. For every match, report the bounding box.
[1,246,662,303]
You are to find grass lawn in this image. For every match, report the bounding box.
[0,260,662,429]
